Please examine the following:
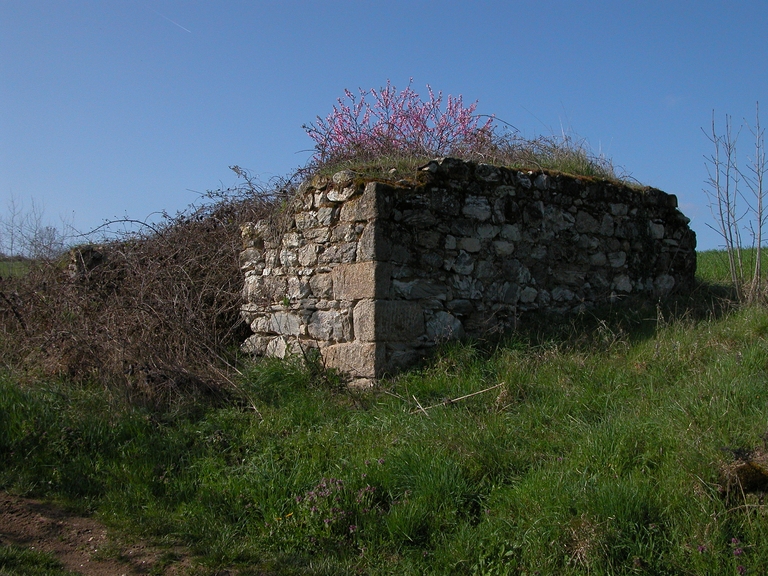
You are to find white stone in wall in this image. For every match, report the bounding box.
[327,186,358,202]
[303,227,331,243]
[242,334,269,355]
[269,312,301,336]
[356,223,377,261]
[308,310,349,341]
[309,273,333,299]
[332,169,357,187]
[295,212,318,230]
[287,277,311,300]
[316,207,335,226]
[266,336,288,358]
[278,249,298,267]
[331,223,357,242]
[298,244,320,266]
[283,232,301,248]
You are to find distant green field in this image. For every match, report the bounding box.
[0,258,32,278]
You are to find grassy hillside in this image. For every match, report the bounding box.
[2,251,768,575]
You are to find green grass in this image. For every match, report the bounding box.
[2,252,768,574]
[311,132,625,186]
[0,545,79,576]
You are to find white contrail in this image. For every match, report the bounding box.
[151,9,192,33]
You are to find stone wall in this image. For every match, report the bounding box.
[240,158,696,384]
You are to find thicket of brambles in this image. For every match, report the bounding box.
[0,181,283,403]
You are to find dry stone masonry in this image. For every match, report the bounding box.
[240,158,696,384]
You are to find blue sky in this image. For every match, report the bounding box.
[2,1,767,250]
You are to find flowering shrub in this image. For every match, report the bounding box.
[303,79,494,164]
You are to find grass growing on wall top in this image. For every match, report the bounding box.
[311,132,625,186]
[2,252,767,574]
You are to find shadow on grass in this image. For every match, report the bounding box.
[440,279,741,364]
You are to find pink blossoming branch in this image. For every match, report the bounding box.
[303,79,495,165]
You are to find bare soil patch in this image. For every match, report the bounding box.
[0,492,195,575]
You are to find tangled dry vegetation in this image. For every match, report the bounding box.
[0,172,293,404]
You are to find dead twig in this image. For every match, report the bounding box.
[412,395,430,417]
[410,383,505,414]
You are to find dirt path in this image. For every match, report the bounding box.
[0,492,195,575]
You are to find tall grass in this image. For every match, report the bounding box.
[3,258,768,574]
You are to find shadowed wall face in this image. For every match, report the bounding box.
[240,158,696,384]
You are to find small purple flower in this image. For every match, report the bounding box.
[734,547,744,557]
[378,458,385,465]
[349,524,357,532]
[732,538,741,545]
[697,544,706,553]
[737,566,746,575]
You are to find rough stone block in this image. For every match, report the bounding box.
[354,299,424,342]
[309,273,333,298]
[426,311,464,340]
[332,261,390,300]
[269,312,301,336]
[576,211,599,233]
[357,221,389,262]
[321,342,385,379]
[308,309,350,341]
[340,182,381,222]
[459,237,482,252]
[462,196,492,221]
[318,242,357,264]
